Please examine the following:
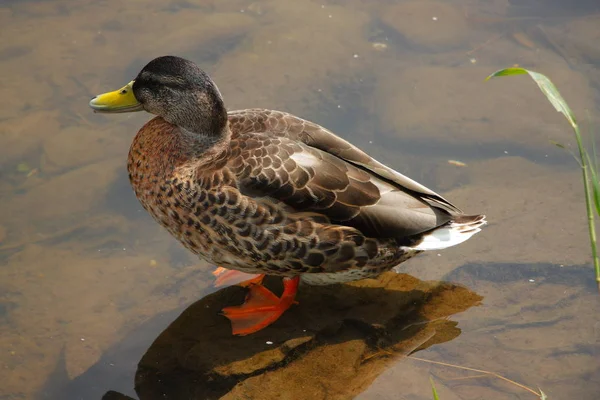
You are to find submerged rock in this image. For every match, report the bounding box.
[0,110,61,166]
[1,158,122,246]
[41,126,129,175]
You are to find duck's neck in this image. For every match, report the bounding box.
[177,123,232,168]
[166,86,228,139]
[175,89,231,168]
[130,87,231,184]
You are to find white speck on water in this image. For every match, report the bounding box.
[470,58,477,64]
[432,16,438,21]
[368,140,373,144]
[122,248,126,251]
[504,150,509,154]
[80,338,85,341]
[328,14,332,18]
[529,279,535,282]
[337,105,341,108]
[266,341,273,345]
[353,54,359,58]
[437,253,441,257]
[109,363,115,366]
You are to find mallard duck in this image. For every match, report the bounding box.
[90,56,485,335]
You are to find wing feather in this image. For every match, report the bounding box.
[227,109,457,238]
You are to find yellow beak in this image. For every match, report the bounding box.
[89,81,143,113]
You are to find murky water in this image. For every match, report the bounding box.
[1,0,599,399]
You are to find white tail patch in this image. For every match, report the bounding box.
[411,216,486,251]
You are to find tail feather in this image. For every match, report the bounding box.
[410,214,486,251]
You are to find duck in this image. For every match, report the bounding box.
[89,56,485,336]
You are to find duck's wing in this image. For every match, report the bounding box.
[229,109,462,213]
[227,109,459,238]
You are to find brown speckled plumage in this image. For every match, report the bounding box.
[128,113,400,281]
[99,56,484,287]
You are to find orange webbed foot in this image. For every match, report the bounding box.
[221,276,300,336]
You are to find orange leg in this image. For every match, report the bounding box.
[212,266,264,288]
[221,276,300,336]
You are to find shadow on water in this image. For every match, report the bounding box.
[39,272,482,400]
[446,261,599,290]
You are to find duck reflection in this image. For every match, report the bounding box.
[100,272,481,400]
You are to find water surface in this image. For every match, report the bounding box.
[1,0,599,399]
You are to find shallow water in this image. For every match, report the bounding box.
[1,0,599,399]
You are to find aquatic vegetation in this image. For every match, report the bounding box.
[487,67,600,292]
[430,377,440,400]
[413,356,547,399]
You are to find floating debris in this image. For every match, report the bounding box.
[372,42,388,51]
[26,168,38,177]
[447,160,467,167]
[511,32,535,49]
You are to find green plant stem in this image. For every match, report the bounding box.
[487,67,600,292]
[574,127,600,291]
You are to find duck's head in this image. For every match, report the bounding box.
[89,56,227,135]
